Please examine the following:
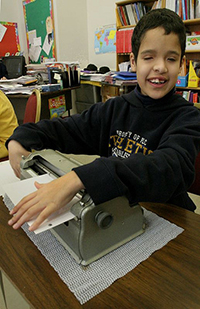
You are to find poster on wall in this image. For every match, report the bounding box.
[0,22,20,57]
[23,0,56,63]
[94,25,116,54]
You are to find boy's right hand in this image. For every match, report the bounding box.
[8,140,30,178]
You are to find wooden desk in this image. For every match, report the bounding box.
[81,80,136,103]
[0,198,200,309]
[7,87,79,125]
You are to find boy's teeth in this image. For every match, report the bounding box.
[150,79,165,84]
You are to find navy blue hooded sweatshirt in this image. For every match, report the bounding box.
[6,86,200,211]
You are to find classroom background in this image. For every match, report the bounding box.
[0,0,117,71]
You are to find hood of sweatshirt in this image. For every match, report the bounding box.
[121,84,194,112]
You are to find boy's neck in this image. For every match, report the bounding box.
[134,84,175,105]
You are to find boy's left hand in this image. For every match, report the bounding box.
[8,171,84,231]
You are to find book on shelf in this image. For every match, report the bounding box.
[116,28,134,54]
[193,92,198,102]
[117,7,124,26]
[182,0,187,20]
[125,4,137,25]
[196,0,200,18]
[165,0,176,12]
[133,3,141,21]
[119,6,128,26]
[123,5,130,25]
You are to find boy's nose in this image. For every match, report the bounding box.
[153,60,167,73]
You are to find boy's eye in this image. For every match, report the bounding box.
[144,56,153,60]
[168,58,176,62]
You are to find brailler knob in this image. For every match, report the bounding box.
[95,211,113,229]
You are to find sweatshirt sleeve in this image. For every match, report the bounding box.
[6,102,105,155]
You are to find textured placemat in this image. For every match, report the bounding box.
[4,195,184,304]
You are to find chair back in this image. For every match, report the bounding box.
[188,152,200,195]
[23,89,41,124]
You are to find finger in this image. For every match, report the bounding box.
[28,202,56,231]
[9,201,46,229]
[12,166,20,178]
[10,191,37,215]
[34,181,45,190]
[8,197,38,226]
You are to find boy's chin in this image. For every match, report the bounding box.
[144,89,171,100]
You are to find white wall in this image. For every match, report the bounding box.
[86,0,117,71]
[0,0,117,70]
[53,0,89,69]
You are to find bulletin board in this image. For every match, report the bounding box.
[23,0,56,63]
[0,22,20,57]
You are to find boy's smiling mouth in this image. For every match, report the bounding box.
[148,78,167,85]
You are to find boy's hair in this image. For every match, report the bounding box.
[131,8,186,62]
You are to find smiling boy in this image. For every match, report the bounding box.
[131,27,183,99]
[6,9,200,231]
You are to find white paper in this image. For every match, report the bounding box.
[28,30,37,45]
[33,36,42,46]
[0,23,7,42]
[0,161,19,196]
[3,174,76,234]
[29,44,42,62]
[54,73,61,80]
[42,34,53,55]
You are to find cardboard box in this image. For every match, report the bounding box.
[176,74,188,87]
[186,35,200,51]
[188,61,200,88]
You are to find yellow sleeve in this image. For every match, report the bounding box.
[0,91,18,158]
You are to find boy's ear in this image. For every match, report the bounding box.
[179,56,186,74]
[130,53,137,71]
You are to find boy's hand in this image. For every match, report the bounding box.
[8,171,84,232]
[8,140,31,178]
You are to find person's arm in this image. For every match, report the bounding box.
[0,91,18,159]
[8,170,85,231]
[6,103,105,178]
[8,140,31,177]
[6,103,104,156]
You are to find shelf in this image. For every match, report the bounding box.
[117,17,200,30]
[116,0,154,6]
[117,25,136,30]
[194,103,200,109]
[183,18,200,26]
[186,50,200,54]
[81,81,102,87]
[176,87,200,91]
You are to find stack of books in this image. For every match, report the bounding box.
[104,71,137,86]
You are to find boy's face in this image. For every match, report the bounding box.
[130,27,183,100]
